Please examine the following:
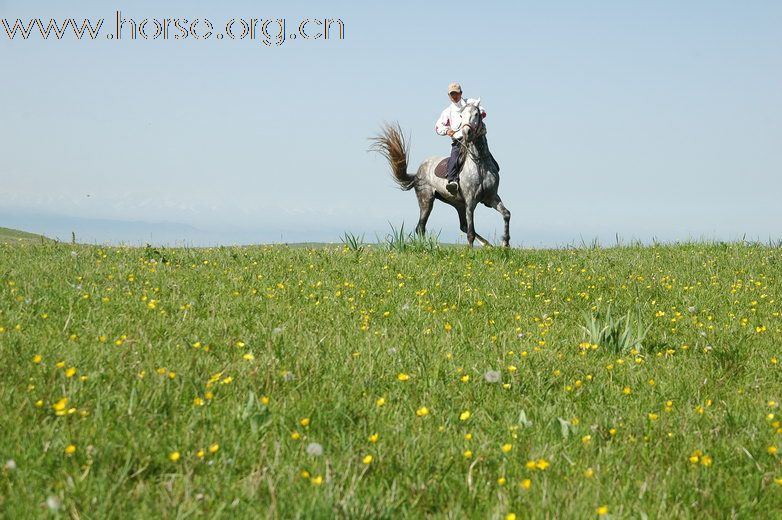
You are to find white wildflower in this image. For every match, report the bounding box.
[306,442,324,457]
[46,496,61,511]
[484,370,501,383]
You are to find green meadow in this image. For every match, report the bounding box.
[0,227,51,244]
[1,237,781,518]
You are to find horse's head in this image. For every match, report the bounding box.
[459,100,484,142]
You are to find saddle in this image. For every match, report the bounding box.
[434,143,467,179]
[433,151,499,179]
[434,158,450,179]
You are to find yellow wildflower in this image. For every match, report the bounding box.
[535,458,550,470]
[52,398,68,412]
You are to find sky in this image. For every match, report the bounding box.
[1,0,780,246]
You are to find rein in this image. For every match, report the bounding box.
[460,117,485,142]
[458,109,491,169]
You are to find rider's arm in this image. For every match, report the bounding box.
[434,108,451,136]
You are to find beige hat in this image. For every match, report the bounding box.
[447,82,462,94]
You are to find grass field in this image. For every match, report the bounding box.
[0,227,51,245]
[1,237,781,518]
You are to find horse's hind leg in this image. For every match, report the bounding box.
[487,194,511,247]
[457,204,491,247]
[415,190,435,236]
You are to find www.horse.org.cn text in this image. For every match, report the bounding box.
[2,11,345,46]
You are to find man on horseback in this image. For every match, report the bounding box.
[435,82,499,194]
[372,89,512,248]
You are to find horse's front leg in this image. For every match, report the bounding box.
[457,205,491,247]
[464,200,477,248]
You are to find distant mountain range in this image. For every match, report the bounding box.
[5,210,761,249]
[0,211,344,247]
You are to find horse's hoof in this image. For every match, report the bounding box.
[501,241,510,248]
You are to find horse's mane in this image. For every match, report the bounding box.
[459,129,494,172]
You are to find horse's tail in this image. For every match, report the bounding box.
[369,122,416,191]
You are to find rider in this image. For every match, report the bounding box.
[435,82,488,194]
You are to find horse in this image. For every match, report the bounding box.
[370,102,511,247]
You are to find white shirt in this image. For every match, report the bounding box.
[434,97,486,139]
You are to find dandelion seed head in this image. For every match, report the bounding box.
[46,496,61,511]
[484,370,501,383]
[306,442,323,457]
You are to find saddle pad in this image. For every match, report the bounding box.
[434,158,449,179]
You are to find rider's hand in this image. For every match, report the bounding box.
[446,129,455,137]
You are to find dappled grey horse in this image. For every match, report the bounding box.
[370,103,511,247]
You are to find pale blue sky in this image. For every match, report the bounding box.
[1,0,780,246]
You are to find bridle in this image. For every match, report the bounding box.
[457,106,491,167]
[460,107,485,142]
